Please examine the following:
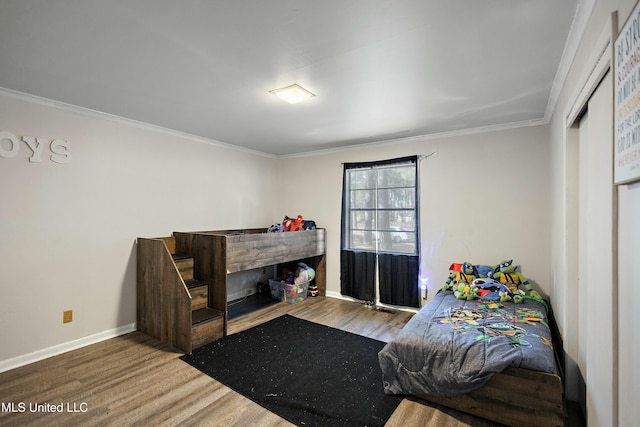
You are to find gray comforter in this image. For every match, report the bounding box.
[378,290,557,396]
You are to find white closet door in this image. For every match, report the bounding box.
[577,70,615,426]
[618,181,640,426]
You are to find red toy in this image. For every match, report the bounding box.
[283,215,305,232]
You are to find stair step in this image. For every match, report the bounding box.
[184,279,207,289]
[160,236,176,254]
[172,255,194,280]
[188,283,209,311]
[192,308,224,325]
[191,308,225,349]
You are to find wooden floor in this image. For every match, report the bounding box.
[0,297,506,426]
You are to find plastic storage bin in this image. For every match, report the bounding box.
[268,278,309,304]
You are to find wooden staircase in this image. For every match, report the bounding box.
[137,236,225,353]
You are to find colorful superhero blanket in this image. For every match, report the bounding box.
[378,290,557,396]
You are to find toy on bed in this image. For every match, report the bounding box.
[443,262,476,292]
[268,215,317,233]
[444,259,541,303]
[283,215,304,231]
[474,263,495,278]
[454,282,478,300]
[267,223,284,232]
[380,259,562,427]
[487,259,542,300]
[471,277,513,302]
[488,260,524,288]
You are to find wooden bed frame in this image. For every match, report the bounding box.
[138,228,326,353]
[173,227,326,297]
[415,366,563,426]
[413,301,565,427]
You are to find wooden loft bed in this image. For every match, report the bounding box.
[175,227,326,293]
[137,228,326,353]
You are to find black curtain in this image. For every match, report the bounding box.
[378,253,419,307]
[340,250,376,301]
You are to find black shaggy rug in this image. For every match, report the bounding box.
[180,314,402,426]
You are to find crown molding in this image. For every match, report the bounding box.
[0,87,278,159]
[545,0,596,122]
[280,118,548,159]
[1,86,550,161]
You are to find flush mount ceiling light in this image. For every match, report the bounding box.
[269,83,315,104]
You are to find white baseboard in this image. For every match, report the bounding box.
[325,290,356,301]
[0,322,137,373]
[0,293,418,374]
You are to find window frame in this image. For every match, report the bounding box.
[341,155,419,256]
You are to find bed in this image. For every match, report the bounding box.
[378,272,563,427]
[138,228,326,353]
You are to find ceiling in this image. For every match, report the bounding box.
[0,1,579,157]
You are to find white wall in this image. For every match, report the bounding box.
[0,89,551,372]
[618,181,640,427]
[281,125,551,302]
[548,1,640,425]
[0,92,280,369]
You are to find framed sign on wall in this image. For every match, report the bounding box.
[614,0,640,184]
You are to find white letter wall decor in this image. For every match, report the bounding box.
[50,139,71,164]
[0,130,20,158]
[22,136,47,162]
[0,130,72,163]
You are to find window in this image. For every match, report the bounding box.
[342,156,418,255]
[340,155,420,307]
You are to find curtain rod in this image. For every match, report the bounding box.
[340,152,436,166]
[419,151,436,161]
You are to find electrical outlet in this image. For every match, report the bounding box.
[63,310,73,323]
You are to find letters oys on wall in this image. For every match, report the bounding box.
[0,130,71,164]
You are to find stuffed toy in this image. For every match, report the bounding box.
[489,260,542,301]
[281,267,297,284]
[454,282,478,301]
[283,271,296,284]
[488,260,525,290]
[513,291,525,304]
[302,219,317,230]
[488,259,517,276]
[443,260,542,302]
[290,215,305,231]
[448,263,463,272]
[472,278,513,302]
[294,262,315,284]
[282,215,305,232]
[444,262,476,291]
[474,264,496,278]
[267,223,284,233]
